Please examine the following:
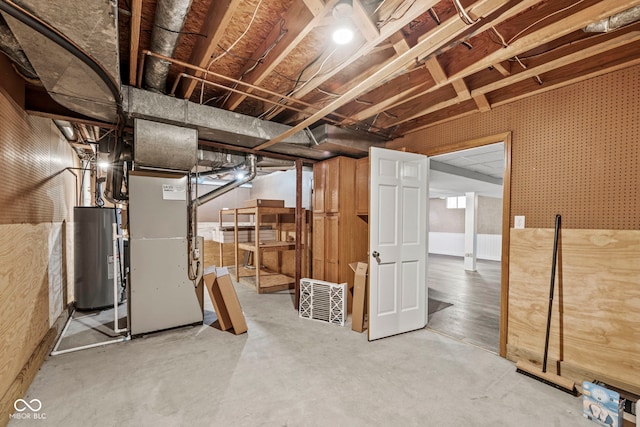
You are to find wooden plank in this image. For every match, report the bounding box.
[493,62,511,76]
[425,57,448,84]
[448,0,640,81]
[295,159,302,309]
[508,228,640,388]
[177,0,242,99]
[128,0,142,86]
[223,0,325,110]
[0,327,56,423]
[473,93,491,112]
[260,0,439,121]
[451,79,471,100]
[0,224,54,401]
[474,29,640,97]
[352,0,380,42]
[253,0,511,151]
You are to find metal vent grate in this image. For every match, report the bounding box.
[299,279,346,326]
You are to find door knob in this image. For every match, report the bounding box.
[372,251,379,258]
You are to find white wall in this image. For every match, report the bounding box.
[429,232,502,261]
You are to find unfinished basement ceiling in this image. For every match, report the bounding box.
[3,0,640,161]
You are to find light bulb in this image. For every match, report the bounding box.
[332,27,354,45]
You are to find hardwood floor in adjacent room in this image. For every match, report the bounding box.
[427,254,501,353]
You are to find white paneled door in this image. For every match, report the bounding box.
[369,147,429,340]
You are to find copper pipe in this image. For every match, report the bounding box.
[172,73,331,121]
[140,50,391,136]
[136,51,145,88]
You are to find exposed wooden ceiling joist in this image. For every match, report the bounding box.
[176,0,242,99]
[261,0,439,120]
[254,0,515,150]
[128,0,142,86]
[351,0,640,128]
[222,0,336,111]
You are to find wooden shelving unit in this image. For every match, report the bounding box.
[230,206,307,293]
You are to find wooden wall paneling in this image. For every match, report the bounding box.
[355,157,369,215]
[389,65,640,230]
[0,327,56,424]
[0,224,52,399]
[325,215,340,283]
[312,161,325,213]
[0,87,76,417]
[312,214,325,280]
[326,157,340,213]
[508,228,640,390]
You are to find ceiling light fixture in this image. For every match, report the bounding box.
[332,0,354,45]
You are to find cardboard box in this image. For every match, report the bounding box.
[583,381,625,427]
[203,267,247,334]
[242,199,285,208]
[349,262,368,333]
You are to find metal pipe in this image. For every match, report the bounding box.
[195,154,257,207]
[0,14,38,79]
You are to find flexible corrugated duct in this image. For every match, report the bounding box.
[584,5,640,32]
[144,0,193,92]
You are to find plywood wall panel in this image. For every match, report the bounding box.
[509,228,640,388]
[389,64,640,230]
[0,88,76,414]
[0,224,53,399]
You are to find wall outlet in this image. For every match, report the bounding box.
[514,216,525,229]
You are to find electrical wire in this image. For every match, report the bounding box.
[199,0,265,104]
[377,0,417,27]
[507,0,585,45]
[491,26,508,48]
[452,0,478,25]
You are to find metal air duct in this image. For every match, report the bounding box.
[144,0,193,92]
[195,154,257,207]
[0,15,38,80]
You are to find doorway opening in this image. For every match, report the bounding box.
[427,142,505,353]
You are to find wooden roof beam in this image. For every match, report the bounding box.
[447,0,640,82]
[403,53,640,135]
[223,0,336,111]
[302,0,545,124]
[473,93,492,112]
[388,29,640,127]
[493,62,511,76]
[128,0,142,86]
[176,0,242,100]
[261,0,439,120]
[475,28,640,96]
[254,0,512,151]
[348,0,636,125]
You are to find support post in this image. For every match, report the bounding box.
[464,192,478,271]
[295,159,303,309]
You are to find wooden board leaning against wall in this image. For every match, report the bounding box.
[509,228,640,395]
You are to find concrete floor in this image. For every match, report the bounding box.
[11,279,593,427]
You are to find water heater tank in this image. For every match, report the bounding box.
[74,207,121,310]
